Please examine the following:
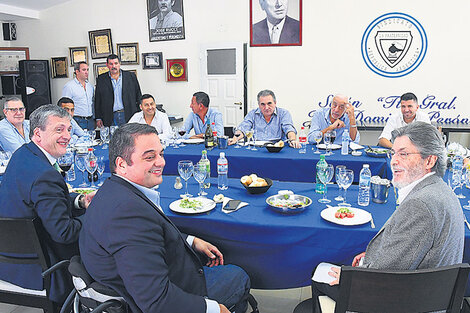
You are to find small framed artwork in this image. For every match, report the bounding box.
[88,29,113,59]
[117,43,139,65]
[166,58,187,82]
[0,47,29,74]
[69,47,88,66]
[142,52,163,69]
[51,57,68,78]
[93,62,109,81]
[147,0,185,42]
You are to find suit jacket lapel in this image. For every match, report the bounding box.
[26,142,52,166]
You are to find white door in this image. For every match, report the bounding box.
[200,43,245,131]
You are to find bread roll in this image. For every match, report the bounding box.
[240,175,252,186]
[249,174,258,181]
[249,178,268,187]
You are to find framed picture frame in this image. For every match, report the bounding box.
[88,29,113,59]
[166,58,187,82]
[93,62,109,82]
[117,43,139,65]
[69,47,88,66]
[51,57,68,78]
[250,0,302,47]
[142,52,163,69]
[147,0,185,42]
[0,47,30,74]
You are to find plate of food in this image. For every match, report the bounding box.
[70,187,97,195]
[183,138,204,144]
[265,140,284,153]
[169,197,216,214]
[364,147,389,158]
[317,144,341,150]
[266,194,312,214]
[320,206,372,226]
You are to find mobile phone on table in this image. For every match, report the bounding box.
[224,200,241,211]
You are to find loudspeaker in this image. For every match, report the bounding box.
[2,23,16,41]
[18,60,52,118]
[1,75,20,95]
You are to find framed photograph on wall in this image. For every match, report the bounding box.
[166,58,187,82]
[93,62,109,81]
[117,43,139,65]
[69,47,88,66]
[89,29,113,59]
[142,52,163,69]
[51,57,68,78]
[147,0,185,42]
[0,47,29,74]
[250,0,302,47]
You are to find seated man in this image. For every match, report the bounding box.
[79,123,251,313]
[57,97,86,144]
[183,91,224,139]
[128,93,172,141]
[0,104,95,303]
[378,92,430,148]
[307,94,359,144]
[0,96,30,154]
[311,121,464,311]
[229,89,300,148]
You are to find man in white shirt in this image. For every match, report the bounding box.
[0,96,30,154]
[128,94,172,141]
[57,97,86,144]
[378,92,430,148]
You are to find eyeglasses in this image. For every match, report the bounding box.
[387,150,422,159]
[5,107,25,113]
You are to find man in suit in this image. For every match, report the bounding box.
[311,121,464,312]
[80,123,251,313]
[0,104,95,303]
[252,0,300,45]
[95,54,142,127]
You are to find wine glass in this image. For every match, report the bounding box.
[245,130,254,150]
[312,131,322,154]
[335,165,346,201]
[58,150,74,180]
[251,129,258,151]
[97,156,105,186]
[171,128,179,149]
[178,127,186,147]
[100,126,110,149]
[317,164,334,203]
[193,162,208,197]
[450,167,466,199]
[233,127,242,148]
[178,160,194,197]
[75,153,88,187]
[324,132,332,156]
[329,129,337,145]
[338,169,354,206]
[85,152,98,188]
[87,129,96,145]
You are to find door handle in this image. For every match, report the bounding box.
[234,102,242,106]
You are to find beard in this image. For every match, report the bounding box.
[391,161,427,189]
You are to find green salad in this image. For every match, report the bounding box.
[180,198,203,210]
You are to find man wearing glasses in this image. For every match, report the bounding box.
[0,96,30,154]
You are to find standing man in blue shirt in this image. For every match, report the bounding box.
[183,91,224,138]
[95,54,142,127]
[62,62,95,130]
[0,96,30,153]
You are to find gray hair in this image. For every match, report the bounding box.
[391,121,447,177]
[4,96,23,108]
[29,104,71,138]
[109,123,159,173]
[257,90,276,102]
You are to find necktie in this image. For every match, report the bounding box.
[271,25,279,44]
[53,162,62,173]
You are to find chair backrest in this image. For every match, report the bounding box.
[336,263,470,313]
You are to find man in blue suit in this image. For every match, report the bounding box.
[0,104,95,303]
[80,123,251,313]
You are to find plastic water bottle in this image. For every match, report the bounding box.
[315,154,327,194]
[341,130,349,155]
[200,150,211,188]
[299,126,307,154]
[451,155,464,187]
[217,152,228,190]
[358,164,371,206]
[66,164,76,182]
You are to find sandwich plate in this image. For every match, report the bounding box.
[169,197,216,214]
[320,206,372,226]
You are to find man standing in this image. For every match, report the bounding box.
[80,123,251,313]
[149,0,183,29]
[307,94,360,144]
[128,94,172,141]
[183,91,224,139]
[0,104,94,303]
[57,97,86,143]
[252,0,300,45]
[62,61,95,130]
[0,96,30,154]
[378,92,430,148]
[311,122,464,311]
[95,54,142,127]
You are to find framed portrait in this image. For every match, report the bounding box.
[142,52,163,69]
[0,47,29,74]
[51,57,68,78]
[117,43,139,65]
[69,47,88,66]
[147,0,185,42]
[250,0,302,47]
[166,58,187,82]
[88,29,113,59]
[93,62,109,82]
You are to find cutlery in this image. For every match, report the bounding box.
[370,214,376,229]
[464,217,470,231]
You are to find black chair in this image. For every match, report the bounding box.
[293,263,470,313]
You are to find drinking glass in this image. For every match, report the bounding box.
[324,132,332,156]
[171,128,179,149]
[75,154,88,187]
[87,129,96,145]
[193,162,208,197]
[97,156,105,186]
[178,160,194,197]
[251,129,258,151]
[245,130,254,150]
[329,129,337,145]
[450,168,466,199]
[335,165,346,201]
[100,126,110,149]
[178,127,186,147]
[312,131,322,154]
[233,127,242,148]
[85,153,98,188]
[58,150,74,180]
[318,164,334,203]
[338,169,354,206]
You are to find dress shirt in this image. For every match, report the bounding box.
[0,118,30,154]
[150,11,183,29]
[184,108,224,138]
[70,118,86,144]
[379,110,431,141]
[128,111,172,141]
[110,72,124,112]
[267,18,286,44]
[307,107,360,144]
[397,172,435,204]
[238,107,296,141]
[62,78,94,117]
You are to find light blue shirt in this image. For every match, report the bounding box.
[62,78,94,118]
[70,118,86,144]
[238,107,296,141]
[307,107,360,144]
[0,118,30,154]
[183,108,224,138]
[111,72,124,112]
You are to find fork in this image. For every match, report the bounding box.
[370,214,376,229]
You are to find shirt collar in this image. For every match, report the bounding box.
[34,142,57,166]
[74,77,89,84]
[397,172,435,203]
[266,17,286,33]
[114,174,162,211]
[109,70,122,80]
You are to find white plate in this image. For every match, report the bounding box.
[320,206,372,226]
[183,138,204,144]
[169,197,216,214]
[243,140,272,147]
[317,144,341,150]
[74,139,100,147]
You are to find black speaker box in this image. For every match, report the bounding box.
[18,60,52,118]
[1,75,20,95]
[2,23,16,41]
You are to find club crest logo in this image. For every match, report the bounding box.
[361,13,427,78]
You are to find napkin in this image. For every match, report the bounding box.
[349,142,364,150]
[311,262,341,284]
[222,197,249,214]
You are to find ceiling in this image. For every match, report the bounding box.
[0,0,72,20]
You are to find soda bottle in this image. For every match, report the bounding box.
[299,126,307,154]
